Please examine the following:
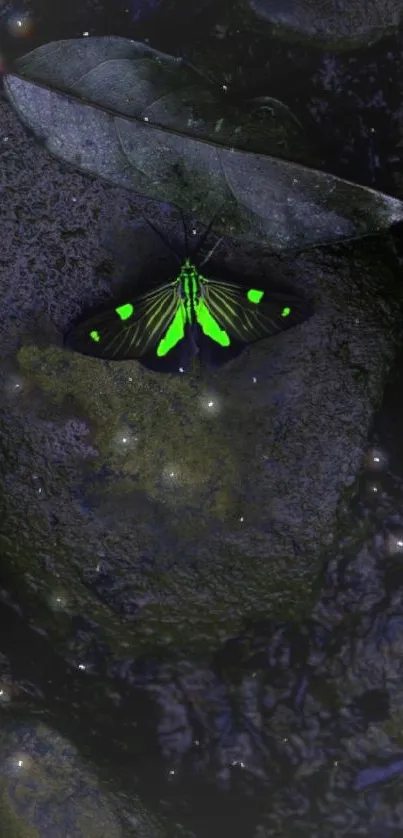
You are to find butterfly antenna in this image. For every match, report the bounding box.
[141,215,182,264]
[178,207,189,257]
[199,237,223,268]
[192,206,225,262]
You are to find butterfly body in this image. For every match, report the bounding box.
[65,222,313,373]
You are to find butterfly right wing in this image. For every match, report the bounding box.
[200,277,313,344]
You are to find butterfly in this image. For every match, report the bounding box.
[65,211,313,373]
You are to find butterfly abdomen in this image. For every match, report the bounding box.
[179,260,203,326]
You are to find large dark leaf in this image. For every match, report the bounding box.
[4,36,403,252]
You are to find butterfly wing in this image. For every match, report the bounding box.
[65,280,195,371]
[201,278,312,341]
[66,268,312,372]
[195,277,313,366]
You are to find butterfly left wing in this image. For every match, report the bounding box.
[65,280,186,362]
[199,277,313,345]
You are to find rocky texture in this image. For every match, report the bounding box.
[0,93,401,657]
[245,0,403,49]
[0,721,124,837]
[0,83,402,834]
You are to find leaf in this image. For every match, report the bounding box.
[4,36,403,252]
[5,36,306,160]
[246,0,403,50]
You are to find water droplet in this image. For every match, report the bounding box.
[365,446,387,470]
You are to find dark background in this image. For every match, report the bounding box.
[1,1,403,836]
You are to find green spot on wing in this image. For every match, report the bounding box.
[115,302,134,321]
[247,289,264,304]
[156,303,186,356]
[90,330,101,342]
[195,299,230,346]
[281,306,291,317]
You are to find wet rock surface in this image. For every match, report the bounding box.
[1,0,403,834]
[0,96,400,652]
[1,87,403,835]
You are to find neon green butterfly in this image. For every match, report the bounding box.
[65,213,312,373]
